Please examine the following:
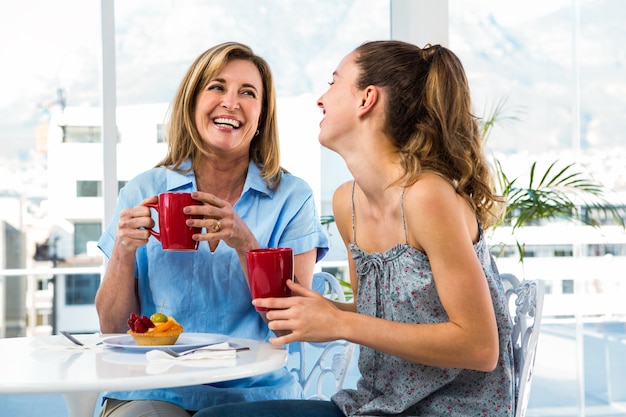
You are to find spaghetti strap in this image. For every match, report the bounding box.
[351,180,357,245]
[400,187,408,244]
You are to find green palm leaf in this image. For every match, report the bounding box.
[499,160,624,231]
[482,98,625,263]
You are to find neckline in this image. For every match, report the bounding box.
[349,241,413,258]
[350,181,408,249]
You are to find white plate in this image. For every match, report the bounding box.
[102,333,229,353]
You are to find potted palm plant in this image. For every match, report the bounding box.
[482,99,625,262]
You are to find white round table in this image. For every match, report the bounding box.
[0,334,287,417]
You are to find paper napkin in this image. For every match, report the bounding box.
[145,342,238,373]
[31,335,104,351]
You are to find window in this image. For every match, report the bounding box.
[157,124,167,143]
[587,244,626,257]
[73,222,101,256]
[582,205,626,226]
[562,279,575,294]
[64,273,100,305]
[62,126,101,143]
[76,181,128,197]
[553,245,573,257]
[76,181,100,197]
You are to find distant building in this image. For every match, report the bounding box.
[40,102,171,333]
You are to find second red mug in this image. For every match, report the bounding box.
[246,247,294,311]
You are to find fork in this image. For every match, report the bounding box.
[60,331,103,347]
[162,348,185,358]
[162,344,249,358]
[60,330,85,346]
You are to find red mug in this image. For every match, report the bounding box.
[246,247,293,311]
[144,192,202,251]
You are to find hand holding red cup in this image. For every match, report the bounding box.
[144,192,202,251]
[246,247,293,311]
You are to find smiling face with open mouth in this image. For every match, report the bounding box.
[194,58,263,158]
[316,52,364,154]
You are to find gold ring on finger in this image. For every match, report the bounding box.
[211,220,221,232]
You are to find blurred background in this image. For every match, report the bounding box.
[1,1,625,416]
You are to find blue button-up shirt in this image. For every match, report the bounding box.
[98,159,329,410]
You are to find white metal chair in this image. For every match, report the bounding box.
[501,273,545,417]
[289,272,356,400]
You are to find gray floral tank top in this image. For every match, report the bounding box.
[331,183,515,416]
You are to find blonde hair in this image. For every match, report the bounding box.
[158,42,283,190]
[353,40,502,228]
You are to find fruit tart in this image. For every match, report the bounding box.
[127,312,184,346]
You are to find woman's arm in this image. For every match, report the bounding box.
[95,243,140,333]
[341,177,499,371]
[293,248,318,289]
[331,181,358,312]
[95,198,156,333]
[261,177,499,372]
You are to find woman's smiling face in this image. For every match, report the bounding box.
[194,58,263,157]
[316,52,362,151]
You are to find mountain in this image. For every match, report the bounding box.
[450,0,626,154]
[0,0,388,161]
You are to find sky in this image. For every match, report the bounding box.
[0,0,100,157]
[3,0,626,214]
[471,0,574,25]
[0,0,389,160]
[0,0,619,163]
[0,1,98,105]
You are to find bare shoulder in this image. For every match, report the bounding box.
[333,180,354,196]
[332,181,354,242]
[332,181,354,212]
[405,172,459,208]
[404,173,478,247]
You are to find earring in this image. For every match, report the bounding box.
[255,130,260,136]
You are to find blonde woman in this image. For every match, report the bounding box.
[95,42,329,416]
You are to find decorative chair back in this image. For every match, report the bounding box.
[501,273,545,417]
[289,272,356,400]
